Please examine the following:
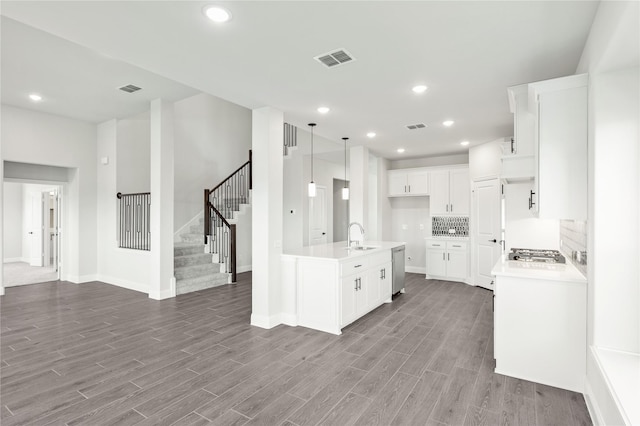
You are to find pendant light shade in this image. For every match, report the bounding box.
[308,123,317,197]
[342,137,349,200]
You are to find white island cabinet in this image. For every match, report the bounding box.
[282,241,404,335]
[492,257,587,392]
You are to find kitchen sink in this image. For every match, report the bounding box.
[345,246,379,251]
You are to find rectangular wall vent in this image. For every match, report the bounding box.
[119,84,142,93]
[406,123,427,130]
[314,49,355,68]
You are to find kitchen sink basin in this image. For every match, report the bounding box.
[345,246,379,251]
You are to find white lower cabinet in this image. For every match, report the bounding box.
[425,240,468,282]
[493,272,586,392]
[293,248,395,335]
[340,255,392,328]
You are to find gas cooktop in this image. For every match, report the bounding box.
[508,248,566,264]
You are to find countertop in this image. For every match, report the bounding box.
[492,255,586,283]
[282,241,405,261]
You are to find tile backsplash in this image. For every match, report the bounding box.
[560,220,587,276]
[432,216,469,237]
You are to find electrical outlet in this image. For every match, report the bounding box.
[419,224,424,230]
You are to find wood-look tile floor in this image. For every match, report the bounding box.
[1,273,592,426]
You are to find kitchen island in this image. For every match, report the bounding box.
[492,256,587,392]
[282,241,405,335]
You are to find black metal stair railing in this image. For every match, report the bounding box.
[204,150,251,283]
[117,192,151,251]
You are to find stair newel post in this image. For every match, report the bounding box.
[230,224,237,283]
[204,189,210,246]
[249,149,252,191]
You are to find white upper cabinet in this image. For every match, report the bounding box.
[528,74,588,220]
[388,168,429,197]
[502,84,536,182]
[430,168,470,215]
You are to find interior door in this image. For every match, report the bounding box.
[309,185,328,245]
[29,192,44,267]
[42,191,51,267]
[472,178,502,290]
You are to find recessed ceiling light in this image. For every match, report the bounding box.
[204,5,232,23]
[367,132,376,138]
[317,106,330,114]
[460,140,470,146]
[443,120,455,127]
[29,93,42,102]
[412,85,428,94]
[397,148,405,153]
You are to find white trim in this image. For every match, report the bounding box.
[149,283,176,300]
[406,266,426,274]
[585,378,605,426]
[95,274,149,294]
[3,257,25,263]
[65,274,98,284]
[250,312,283,329]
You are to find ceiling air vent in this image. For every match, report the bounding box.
[406,123,427,130]
[314,49,355,68]
[119,84,142,93]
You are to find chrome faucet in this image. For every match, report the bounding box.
[348,222,365,248]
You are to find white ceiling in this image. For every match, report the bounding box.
[1,1,599,159]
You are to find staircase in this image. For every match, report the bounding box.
[174,217,229,295]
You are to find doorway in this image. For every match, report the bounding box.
[471,178,501,290]
[308,185,328,245]
[3,182,62,287]
[333,178,349,243]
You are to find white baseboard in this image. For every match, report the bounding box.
[149,277,177,300]
[3,257,24,263]
[585,378,605,426]
[250,312,283,329]
[65,274,98,284]
[406,266,426,274]
[95,274,149,294]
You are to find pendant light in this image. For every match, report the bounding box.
[308,123,317,197]
[342,137,349,200]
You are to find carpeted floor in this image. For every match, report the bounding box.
[3,261,58,287]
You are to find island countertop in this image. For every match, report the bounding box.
[282,241,405,261]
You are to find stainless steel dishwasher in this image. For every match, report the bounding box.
[392,246,405,294]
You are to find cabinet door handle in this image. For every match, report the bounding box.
[511,137,515,154]
[433,244,441,247]
[442,253,445,261]
[488,239,497,243]
[354,264,362,268]
[448,253,450,261]
[358,278,362,290]
[408,185,411,192]
[529,190,536,210]
[446,204,448,212]
[355,279,358,291]
[404,185,407,193]
[453,244,461,247]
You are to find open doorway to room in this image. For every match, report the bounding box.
[333,178,349,242]
[3,181,62,287]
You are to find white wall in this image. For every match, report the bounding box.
[390,197,431,273]
[96,119,151,294]
[117,111,150,194]
[575,2,639,424]
[390,153,469,170]
[469,139,502,181]
[282,127,347,252]
[3,182,23,261]
[1,105,97,285]
[173,93,252,230]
